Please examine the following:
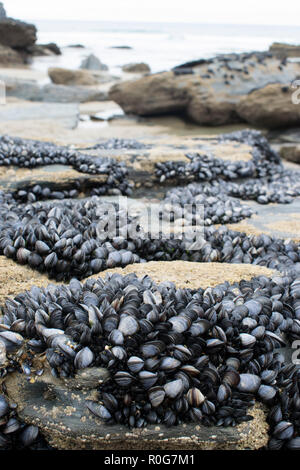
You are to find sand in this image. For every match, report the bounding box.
[0,258,278,307]
[0,256,55,304]
[94,260,277,289]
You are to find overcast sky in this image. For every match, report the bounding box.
[4,0,300,25]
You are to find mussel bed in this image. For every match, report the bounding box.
[0,130,300,449]
[1,273,300,449]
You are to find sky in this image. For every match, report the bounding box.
[4,0,300,25]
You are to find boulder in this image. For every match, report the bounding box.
[80,54,108,71]
[48,67,114,86]
[28,42,61,56]
[269,42,300,58]
[186,90,240,125]
[237,83,300,129]
[109,51,300,128]
[279,144,300,163]
[110,71,190,115]
[122,62,150,73]
[0,17,37,48]
[0,44,23,65]
[48,67,100,86]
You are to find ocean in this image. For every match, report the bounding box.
[31,20,300,77]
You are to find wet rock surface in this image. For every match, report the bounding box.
[4,78,109,103]
[3,367,268,450]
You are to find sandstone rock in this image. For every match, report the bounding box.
[279,144,300,163]
[110,71,190,115]
[0,44,23,65]
[48,67,101,86]
[122,62,151,73]
[186,90,239,126]
[269,42,300,58]
[109,51,300,128]
[80,54,108,71]
[0,17,36,48]
[237,83,300,129]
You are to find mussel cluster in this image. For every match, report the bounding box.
[155,130,282,184]
[1,272,300,449]
[163,181,254,226]
[0,135,132,196]
[13,185,79,203]
[0,194,299,280]
[83,138,152,151]
[227,170,300,205]
[0,393,49,450]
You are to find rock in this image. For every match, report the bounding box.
[42,84,108,103]
[0,44,23,65]
[80,54,108,71]
[28,42,61,56]
[0,2,6,19]
[0,102,79,129]
[0,17,37,48]
[48,67,114,86]
[269,42,300,58]
[237,83,300,129]
[110,45,132,49]
[110,71,190,115]
[67,44,85,48]
[4,77,108,103]
[122,62,151,73]
[279,144,300,163]
[48,67,101,86]
[186,90,239,126]
[109,51,300,128]
[4,362,268,450]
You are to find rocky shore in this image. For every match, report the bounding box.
[1,5,300,452]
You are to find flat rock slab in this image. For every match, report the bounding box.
[0,164,107,191]
[4,367,269,450]
[83,135,254,187]
[0,102,79,129]
[225,197,300,242]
